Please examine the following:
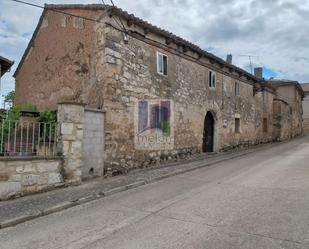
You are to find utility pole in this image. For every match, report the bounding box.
[238,54,259,74]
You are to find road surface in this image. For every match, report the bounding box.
[0,136,309,249]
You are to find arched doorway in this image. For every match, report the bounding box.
[203,112,215,152]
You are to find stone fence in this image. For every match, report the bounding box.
[0,157,63,200]
[0,102,102,200]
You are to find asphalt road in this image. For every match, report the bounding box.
[0,136,309,249]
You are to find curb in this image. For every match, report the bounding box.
[0,139,294,230]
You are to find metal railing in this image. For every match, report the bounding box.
[0,119,59,157]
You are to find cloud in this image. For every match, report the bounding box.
[1,0,309,103]
[116,0,309,82]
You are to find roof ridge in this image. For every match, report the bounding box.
[15,4,260,82]
[44,4,259,81]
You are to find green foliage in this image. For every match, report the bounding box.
[0,105,21,155]
[3,91,15,108]
[0,105,21,121]
[39,110,57,124]
[0,106,57,155]
[38,110,57,143]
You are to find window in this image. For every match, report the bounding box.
[235,118,240,133]
[263,118,268,133]
[234,82,240,96]
[157,52,168,76]
[209,71,216,88]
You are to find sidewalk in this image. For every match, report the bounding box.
[0,141,283,229]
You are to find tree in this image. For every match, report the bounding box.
[3,91,15,109]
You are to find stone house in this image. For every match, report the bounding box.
[269,80,305,139]
[13,5,302,172]
[301,83,309,134]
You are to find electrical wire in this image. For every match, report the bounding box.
[11,0,126,33]
[109,0,127,34]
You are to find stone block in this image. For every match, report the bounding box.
[0,182,22,199]
[62,141,71,154]
[16,166,23,173]
[105,48,121,59]
[9,174,22,182]
[37,161,60,173]
[61,123,74,135]
[23,164,37,173]
[71,141,82,155]
[123,71,131,79]
[48,173,63,184]
[58,104,84,123]
[106,55,116,64]
[22,174,47,186]
[76,129,83,140]
[0,173,9,181]
[66,160,82,170]
[62,134,77,141]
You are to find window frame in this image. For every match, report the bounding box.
[208,70,216,88]
[156,52,168,76]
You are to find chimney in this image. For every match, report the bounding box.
[226,54,232,64]
[254,67,263,79]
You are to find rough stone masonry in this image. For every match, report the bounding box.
[13,5,304,173]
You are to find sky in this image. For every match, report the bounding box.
[1,0,309,105]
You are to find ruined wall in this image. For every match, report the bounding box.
[14,9,100,110]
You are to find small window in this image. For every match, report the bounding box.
[263,118,268,133]
[234,82,240,96]
[235,118,240,133]
[209,71,216,88]
[157,52,168,76]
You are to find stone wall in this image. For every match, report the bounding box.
[274,85,303,137]
[98,18,277,170]
[273,99,292,141]
[57,102,85,184]
[303,94,309,134]
[0,102,94,200]
[13,7,302,175]
[0,157,63,200]
[14,9,100,110]
[82,108,105,178]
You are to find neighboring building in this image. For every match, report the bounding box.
[13,5,303,170]
[301,83,309,134]
[0,55,14,78]
[269,80,305,139]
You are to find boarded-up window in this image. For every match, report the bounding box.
[235,118,240,133]
[263,118,268,133]
[73,17,84,29]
